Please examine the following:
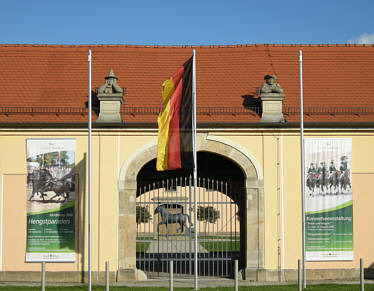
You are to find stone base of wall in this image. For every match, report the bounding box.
[117,268,147,281]
[0,271,116,283]
[0,268,372,283]
[243,268,371,282]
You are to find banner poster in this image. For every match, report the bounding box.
[26,139,75,262]
[305,138,353,261]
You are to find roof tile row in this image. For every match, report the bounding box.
[0,44,373,125]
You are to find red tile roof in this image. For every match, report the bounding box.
[0,44,373,125]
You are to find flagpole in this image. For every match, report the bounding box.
[192,49,198,290]
[88,49,92,291]
[299,50,306,289]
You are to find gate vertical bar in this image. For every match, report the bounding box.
[141,186,144,272]
[148,183,150,272]
[221,181,224,276]
[230,187,235,260]
[235,184,238,258]
[175,177,178,274]
[143,186,145,272]
[212,179,215,276]
[138,187,145,270]
[182,178,184,274]
[137,188,140,271]
[138,188,141,271]
[177,178,179,271]
[171,179,174,264]
[202,178,206,277]
[234,260,238,291]
[207,179,211,276]
[140,186,147,271]
[136,188,139,271]
[152,183,156,273]
[198,177,201,276]
[161,180,164,274]
[176,178,178,262]
[156,181,160,275]
[184,177,187,275]
[225,182,228,276]
[213,179,216,276]
[235,185,238,265]
[212,180,215,276]
[189,175,192,275]
[158,181,161,275]
[216,180,219,276]
[166,179,169,273]
[143,186,146,272]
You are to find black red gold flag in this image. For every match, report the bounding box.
[157,57,193,171]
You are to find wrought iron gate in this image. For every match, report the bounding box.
[136,176,240,278]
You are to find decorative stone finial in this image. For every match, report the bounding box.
[96,69,125,123]
[98,69,123,95]
[259,75,285,123]
[260,75,284,95]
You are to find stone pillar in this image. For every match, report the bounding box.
[260,93,285,123]
[117,179,146,281]
[259,75,285,123]
[244,180,264,281]
[96,69,125,123]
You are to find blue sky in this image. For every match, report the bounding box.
[1,0,373,45]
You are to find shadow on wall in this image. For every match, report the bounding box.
[75,153,87,282]
[365,262,374,279]
[55,167,77,252]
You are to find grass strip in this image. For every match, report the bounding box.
[200,240,240,252]
[0,285,373,291]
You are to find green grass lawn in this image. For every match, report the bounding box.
[136,236,240,253]
[0,285,373,291]
[136,236,153,252]
[136,241,240,253]
[200,240,240,252]
[199,235,240,252]
[136,241,151,252]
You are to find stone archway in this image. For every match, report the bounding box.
[118,133,264,280]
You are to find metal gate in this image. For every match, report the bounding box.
[136,176,240,278]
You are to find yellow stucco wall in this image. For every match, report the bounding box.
[0,129,373,273]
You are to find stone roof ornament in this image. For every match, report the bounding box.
[260,75,285,123]
[98,69,123,95]
[260,75,284,95]
[96,69,125,123]
[107,68,116,78]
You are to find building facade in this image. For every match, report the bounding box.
[0,44,373,282]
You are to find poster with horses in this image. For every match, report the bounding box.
[26,139,75,262]
[305,138,353,261]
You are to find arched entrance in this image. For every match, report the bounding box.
[118,134,263,280]
[136,152,243,277]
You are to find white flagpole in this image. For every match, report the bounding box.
[299,50,306,289]
[192,49,198,290]
[88,49,92,291]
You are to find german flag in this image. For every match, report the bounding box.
[157,57,194,171]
